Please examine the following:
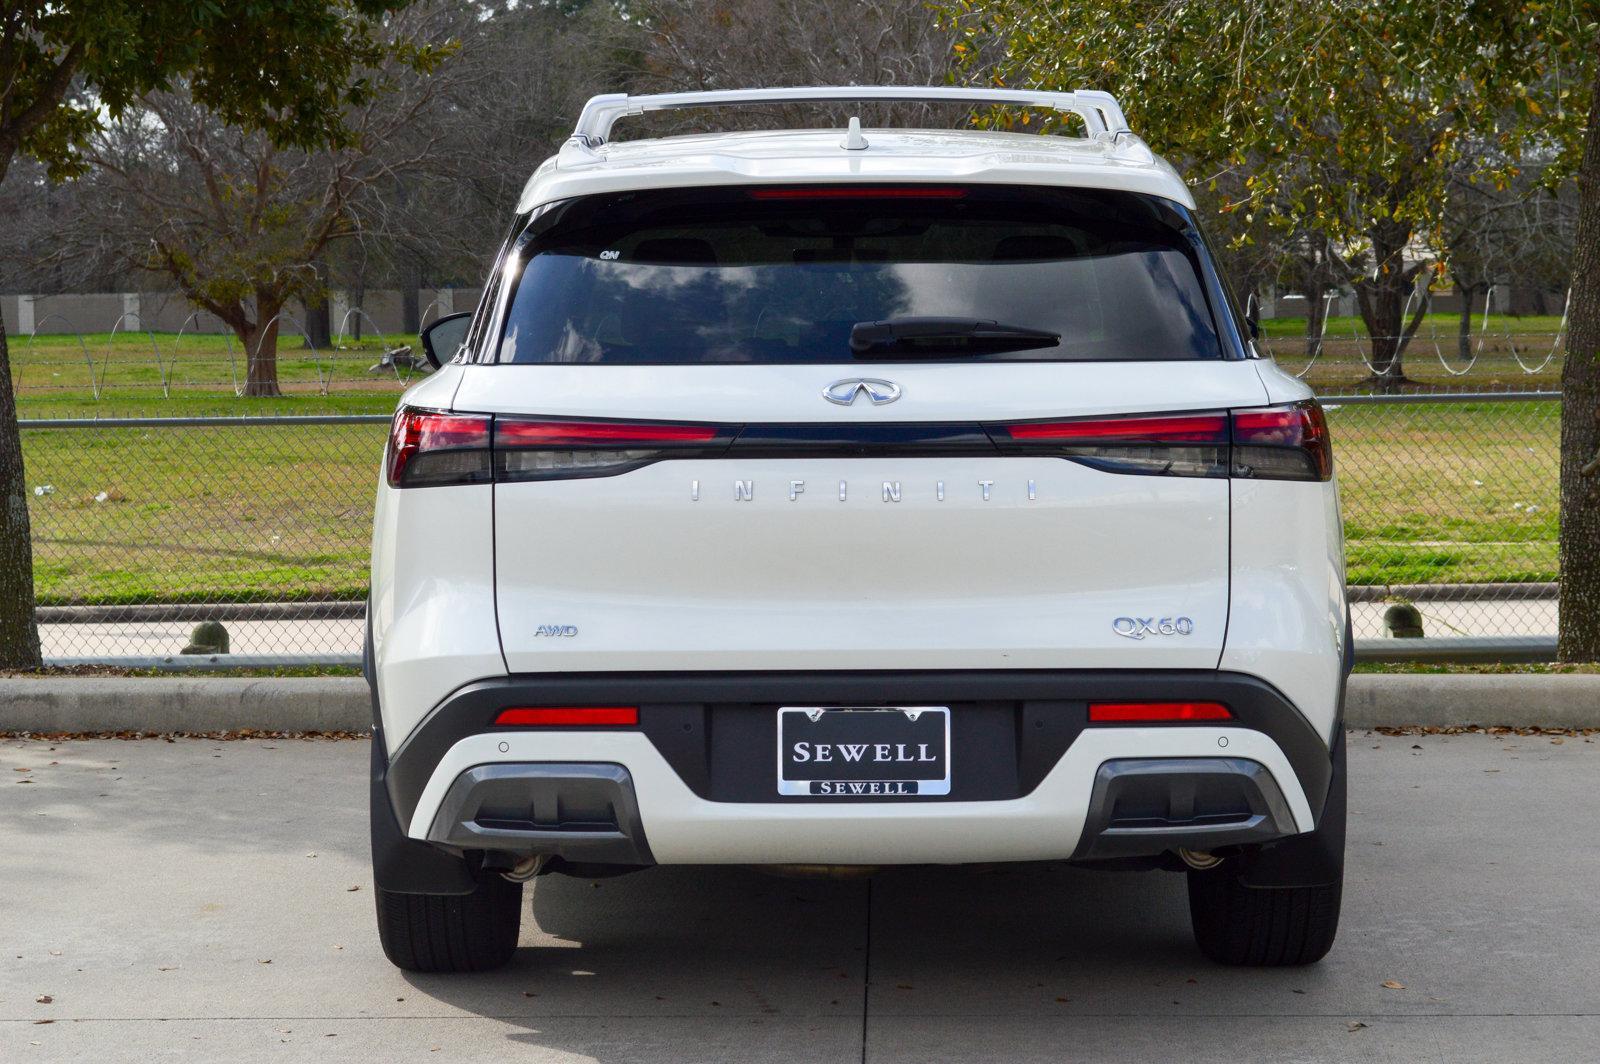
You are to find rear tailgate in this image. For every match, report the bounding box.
[465,360,1268,673]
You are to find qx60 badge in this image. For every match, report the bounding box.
[1113,616,1196,640]
[823,377,902,406]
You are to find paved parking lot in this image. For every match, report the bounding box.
[2,731,1597,1062]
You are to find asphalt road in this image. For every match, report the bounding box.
[2,731,1597,1062]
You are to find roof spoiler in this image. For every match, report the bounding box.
[565,85,1132,152]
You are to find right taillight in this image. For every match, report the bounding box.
[990,401,1331,482]
[1230,401,1332,482]
[990,411,1231,478]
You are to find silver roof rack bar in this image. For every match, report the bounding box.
[569,86,1131,148]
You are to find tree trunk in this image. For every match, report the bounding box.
[303,259,332,349]
[1558,75,1600,663]
[401,255,422,336]
[1355,223,1418,392]
[303,296,331,350]
[0,315,43,668]
[1304,283,1327,360]
[241,309,284,397]
[1456,282,1476,363]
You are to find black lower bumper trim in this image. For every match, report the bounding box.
[385,670,1339,833]
[425,762,654,864]
[1071,757,1300,860]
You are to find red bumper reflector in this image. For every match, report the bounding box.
[1088,701,1232,723]
[494,706,639,727]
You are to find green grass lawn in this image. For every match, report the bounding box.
[9,329,1562,604]
[1326,399,1558,586]
[13,331,418,418]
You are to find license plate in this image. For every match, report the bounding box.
[777,706,951,796]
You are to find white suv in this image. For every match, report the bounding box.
[367,87,1349,972]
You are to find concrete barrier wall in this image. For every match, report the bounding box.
[3,289,484,337]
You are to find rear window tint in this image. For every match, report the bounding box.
[495,185,1229,364]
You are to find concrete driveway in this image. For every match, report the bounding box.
[1,731,1596,1062]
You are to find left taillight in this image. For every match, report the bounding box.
[493,417,728,482]
[386,408,492,488]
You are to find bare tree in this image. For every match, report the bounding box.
[634,0,963,132]
[1443,157,1578,358]
[69,6,460,394]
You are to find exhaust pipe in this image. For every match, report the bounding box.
[1178,848,1223,871]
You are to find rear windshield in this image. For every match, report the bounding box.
[494,185,1230,364]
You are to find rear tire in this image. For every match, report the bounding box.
[1187,865,1342,966]
[375,876,523,972]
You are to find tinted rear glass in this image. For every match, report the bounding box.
[495,185,1227,364]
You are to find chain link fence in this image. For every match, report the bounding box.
[18,392,1561,664]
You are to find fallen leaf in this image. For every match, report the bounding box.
[13,767,29,772]
[35,995,52,1004]
[1348,1021,1369,1032]
[33,1020,53,1025]
[346,885,361,892]
[1055,996,1070,1003]
[258,959,272,965]
[1381,980,1406,990]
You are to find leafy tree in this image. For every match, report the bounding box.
[948,0,1600,659]
[944,1,1546,390]
[0,0,421,667]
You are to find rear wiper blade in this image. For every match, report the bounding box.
[849,317,1061,358]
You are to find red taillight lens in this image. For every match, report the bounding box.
[748,186,968,200]
[1003,414,1229,444]
[1231,401,1332,481]
[494,706,639,726]
[1088,701,1232,723]
[992,412,1230,478]
[493,417,727,482]
[387,408,492,487]
[495,420,719,446]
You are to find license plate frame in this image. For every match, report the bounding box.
[776,706,951,797]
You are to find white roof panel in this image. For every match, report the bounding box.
[515,128,1194,214]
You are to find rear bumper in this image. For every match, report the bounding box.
[381,670,1337,867]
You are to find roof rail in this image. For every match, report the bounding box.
[568,86,1131,149]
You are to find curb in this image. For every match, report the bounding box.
[0,677,370,733]
[1341,673,1600,730]
[4,674,1600,734]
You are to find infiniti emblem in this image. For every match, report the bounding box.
[823,377,902,406]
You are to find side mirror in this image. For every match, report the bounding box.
[420,312,473,369]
